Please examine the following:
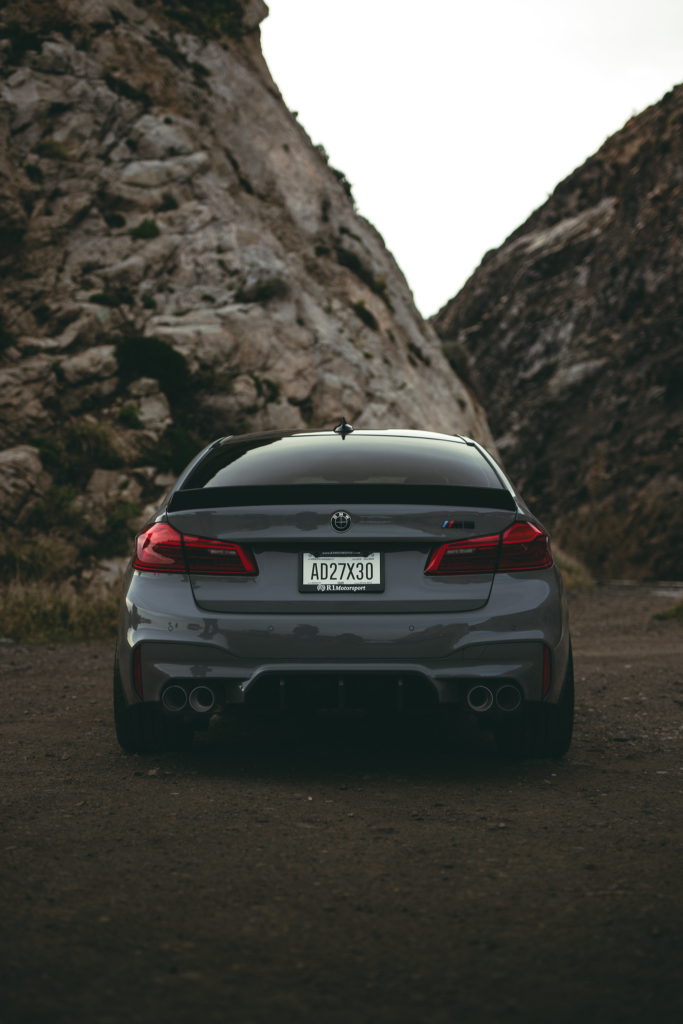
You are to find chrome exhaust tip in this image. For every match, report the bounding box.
[162,685,188,712]
[189,685,215,714]
[496,684,522,712]
[467,685,494,712]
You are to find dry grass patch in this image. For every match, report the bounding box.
[553,546,595,589]
[0,583,119,644]
[653,599,683,622]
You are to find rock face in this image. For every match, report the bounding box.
[0,0,494,582]
[433,85,683,580]
[0,445,51,524]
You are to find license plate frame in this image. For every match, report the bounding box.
[299,551,384,593]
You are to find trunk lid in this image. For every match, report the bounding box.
[167,502,518,615]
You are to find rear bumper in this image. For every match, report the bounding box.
[132,641,556,710]
[118,562,570,711]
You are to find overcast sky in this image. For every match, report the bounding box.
[261,0,683,317]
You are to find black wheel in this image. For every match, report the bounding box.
[495,644,574,759]
[113,644,194,754]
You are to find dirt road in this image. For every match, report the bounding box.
[1,585,683,1024]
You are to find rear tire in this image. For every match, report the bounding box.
[113,644,194,754]
[495,644,574,759]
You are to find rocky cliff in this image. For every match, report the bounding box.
[0,0,493,586]
[433,85,683,580]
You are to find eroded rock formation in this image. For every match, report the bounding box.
[433,85,683,579]
[0,0,493,583]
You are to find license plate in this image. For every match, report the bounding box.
[300,551,383,592]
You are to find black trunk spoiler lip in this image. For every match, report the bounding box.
[168,484,517,513]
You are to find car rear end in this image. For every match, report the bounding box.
[114,429,572,756]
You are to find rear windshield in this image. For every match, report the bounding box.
[184,435,503,490]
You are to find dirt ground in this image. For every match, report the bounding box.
[1,585,683,1024]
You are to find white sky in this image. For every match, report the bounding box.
[261,0,683,317]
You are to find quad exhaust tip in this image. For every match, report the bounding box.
[162,685,188,712]
[189,685,215,714]
[467,685,494,712]
[466,684,522,712]
[162,684,217,713]
[496,684,522,712]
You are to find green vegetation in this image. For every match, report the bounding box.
[93,503,141,559]
[145,425,201,475]
[130,219,160,240]
[119,404,143,429]
[37,422,124,489]
[0,538,71,585]
[653,598,683,621]
[24,421,139,575]
[160,0,246,40]
[115,335,190,404]
[0,583,118,644]
[36,139,72,161]
[331,166,354,202]
[25,484,81,532]
[235,277,289,304]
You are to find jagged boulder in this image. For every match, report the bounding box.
[433,84,683,579]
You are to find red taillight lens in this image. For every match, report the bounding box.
[425,521,552,576]
[424,534,500,575]
[542,645,551,698]
[133,647,143,699]
[182,535,258,575]
[133,523,258,575]
[498,522,552,571]
[134,522,185,572]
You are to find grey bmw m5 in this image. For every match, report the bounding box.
[114,425,574,758]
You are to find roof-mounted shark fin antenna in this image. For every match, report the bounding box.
[333,416,354,439]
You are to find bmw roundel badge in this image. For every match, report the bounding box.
[330,510,351,532]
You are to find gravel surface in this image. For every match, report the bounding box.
[1,586,683,1024]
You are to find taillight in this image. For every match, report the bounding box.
[498,522,552,571]
[542,645,551,697]
[134,522,185,572]
[182,535,258,575]
[133,522,258,576]
[425,534,500,575]
[424,521,552,575]
[133,647,143,699]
